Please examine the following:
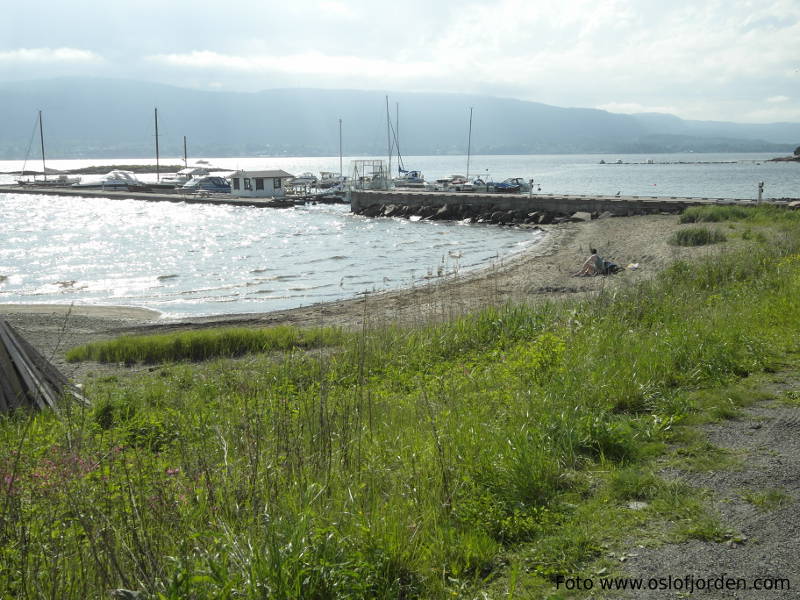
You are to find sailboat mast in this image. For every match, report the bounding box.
[385,95,392,184]
[154,107,160,182]
[466,106,473,180]
[183,135,188,168]
[338,118,343,177]
[38,111,46,181]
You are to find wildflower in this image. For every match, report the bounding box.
[165,467,181,476]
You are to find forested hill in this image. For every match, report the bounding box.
[0,78,797,158]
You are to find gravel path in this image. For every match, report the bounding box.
[621,377,800,599]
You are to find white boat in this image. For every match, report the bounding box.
[317,171,346,189]
[289,172,318,187]
[71,170,144,190]
[159,167,210,187]
[393,169,425,188]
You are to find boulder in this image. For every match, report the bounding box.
[537,212,555,225]
[571,211,592,222]
[416,205,436,219]
[361,204,383,217]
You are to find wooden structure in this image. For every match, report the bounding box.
[0,320,87,413]
[230,169,294,198]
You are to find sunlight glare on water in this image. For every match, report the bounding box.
[0,193,539,316]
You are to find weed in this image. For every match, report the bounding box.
[670,226,726,246]
[741,488,793,511]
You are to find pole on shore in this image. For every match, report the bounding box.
[183,135,188,169]
[338,118,343,178]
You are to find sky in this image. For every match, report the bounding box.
[1,0,798,124]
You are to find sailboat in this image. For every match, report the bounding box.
[389,101,425,188]
[17,111,80,187]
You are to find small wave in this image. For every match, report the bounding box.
[157,274,179,281]
[250,268,271,273]
[307,255,349,264]
[287,284,335,291]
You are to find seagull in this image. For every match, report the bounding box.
[615,191,621,196]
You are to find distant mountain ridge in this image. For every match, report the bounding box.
[0,78,797,159]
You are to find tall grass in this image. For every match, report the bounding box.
[66,325,346,364]
[670,226,726,246]
[3,221,800,598]
[680,204,800,224]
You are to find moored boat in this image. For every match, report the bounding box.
[71,170,144,190]
[180,176,231,194]
[158,167,210,188]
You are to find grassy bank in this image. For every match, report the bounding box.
[65,325,346,364]
[2,207,800,599]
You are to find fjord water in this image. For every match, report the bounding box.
[0,192,538,317]
[1,153,796,317]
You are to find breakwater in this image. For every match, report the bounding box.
[350,190,757,224]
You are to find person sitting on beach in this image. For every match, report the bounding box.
[574,248,603,276]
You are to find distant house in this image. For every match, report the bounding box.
[229,169,294,198]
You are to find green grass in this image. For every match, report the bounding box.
[4,216,800,598]
[741,488,793,511]
[670,226,726,246]
[679,204,800,224]
[65,324,346,364]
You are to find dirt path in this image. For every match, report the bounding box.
[621,374,800,599]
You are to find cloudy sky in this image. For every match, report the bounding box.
[1,0,798,123]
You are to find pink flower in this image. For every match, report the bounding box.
[165,467,181,476]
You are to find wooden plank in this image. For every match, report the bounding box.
[0,330,27,411]
[4,321,88,405]
[0,324,51,410]
[0,346,20,412]
[11,326,70,388]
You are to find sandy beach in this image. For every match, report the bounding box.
[1,214,698,378]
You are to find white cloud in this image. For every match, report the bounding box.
[0,47,103,63]
[766,95,790,103]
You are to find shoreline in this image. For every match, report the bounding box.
[1,214,696,377]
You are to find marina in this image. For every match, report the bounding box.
[1,151,796,316]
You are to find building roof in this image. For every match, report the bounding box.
[231,169,294,178]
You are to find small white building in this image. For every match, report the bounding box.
[229,169,294,198]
